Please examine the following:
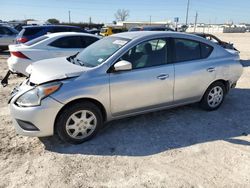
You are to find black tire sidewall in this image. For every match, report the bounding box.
[56,102,103,144]
[200,82,226,111]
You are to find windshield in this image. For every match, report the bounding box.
[74,37,130,67]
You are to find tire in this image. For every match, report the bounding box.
[55,101,103,144]
[200,81,226,111]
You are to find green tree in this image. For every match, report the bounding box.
[47,18,60,24]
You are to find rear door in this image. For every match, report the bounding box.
[172,38,216,104]
[109,38,174,116]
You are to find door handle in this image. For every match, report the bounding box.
[157,74,169,80]
[207,67,215,72]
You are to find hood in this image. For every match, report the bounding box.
[27,57,89,84]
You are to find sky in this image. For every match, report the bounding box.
[0,0,250,24]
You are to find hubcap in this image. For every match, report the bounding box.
[207,86,223,108]
[65,110,97,139]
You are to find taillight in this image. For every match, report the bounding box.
[11,52,30,59]
[17,37,28,43]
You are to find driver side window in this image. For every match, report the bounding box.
[120,39,168,69]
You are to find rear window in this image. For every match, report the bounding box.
[174,38,201,62]
[25,35,49,46]
[174,38,213,62]
[23,28,42,36]
[80,36,99,47]
[200,43,213,58]
[49,36,85,48]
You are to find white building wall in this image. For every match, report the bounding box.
[186,26,245,33]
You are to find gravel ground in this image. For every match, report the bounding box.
[0,33,250,188]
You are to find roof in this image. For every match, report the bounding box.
[44,32,100,38]
[23,25,81,29]
[111,31,201,40]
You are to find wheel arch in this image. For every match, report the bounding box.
[201,79,230,101]
[54,98,107,134]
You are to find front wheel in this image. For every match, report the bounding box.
[200,82,226,111]
[55,101,103,144]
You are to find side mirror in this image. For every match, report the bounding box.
[114,60,132,71]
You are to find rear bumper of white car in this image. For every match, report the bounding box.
[7,56,31,76]
[9,97,63,137]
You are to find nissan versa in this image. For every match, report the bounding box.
[9,31,243,144]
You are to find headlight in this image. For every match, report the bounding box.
[16,82,62,107]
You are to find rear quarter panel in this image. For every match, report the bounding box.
[213,47,243,86]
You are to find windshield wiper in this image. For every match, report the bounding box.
[66,52,88,66]
[67,53,93,67]
[75,58,86,66]
[66,52,79,64]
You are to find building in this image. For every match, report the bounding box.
[115,21,173,30]
[186,24,246,33]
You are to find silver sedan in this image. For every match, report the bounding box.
[9,31,243,144]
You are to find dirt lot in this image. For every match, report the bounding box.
[0,33,250,188]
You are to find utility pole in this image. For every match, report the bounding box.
[149,15,152,25]
[194,11,198,32]
[185,0,190,25]
[68,10,71,23]
[89,17,92,25]
[89,17,92,29]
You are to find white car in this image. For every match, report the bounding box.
[7,32,100,76]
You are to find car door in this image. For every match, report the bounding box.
[0,27,16,46]
[48,36,84,57]
[172,38,216,104]
[109,38,174,117]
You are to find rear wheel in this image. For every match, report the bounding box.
[200,82,226,111]
[55,101,103,144]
